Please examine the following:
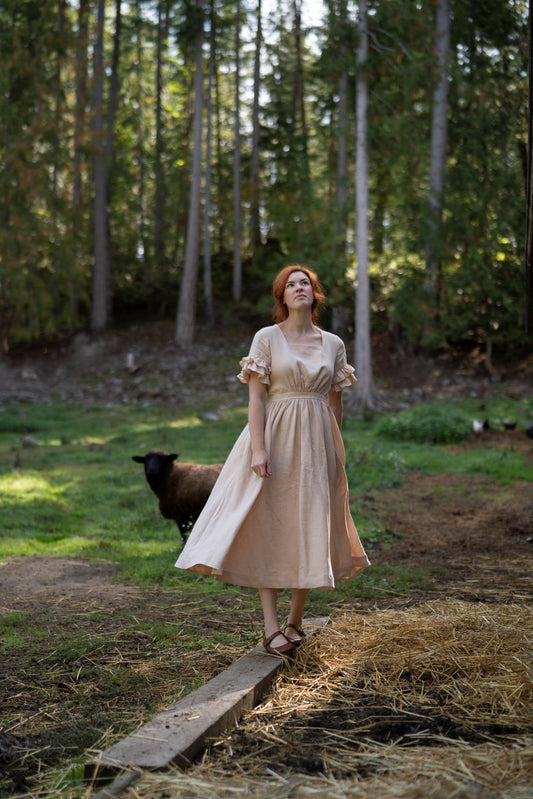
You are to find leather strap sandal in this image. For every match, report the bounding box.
[284,623,307,646]
[263,630,296,656]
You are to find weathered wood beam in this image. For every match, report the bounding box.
[85,617,330,790]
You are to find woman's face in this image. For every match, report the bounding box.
[283,271,315,313]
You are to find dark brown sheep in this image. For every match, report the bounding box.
[132,449,223,541]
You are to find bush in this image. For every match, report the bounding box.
[376,404,472,445]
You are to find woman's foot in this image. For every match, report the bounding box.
[263,630,296,656]
[283,623,306,646]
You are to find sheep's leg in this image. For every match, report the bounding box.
[176,521,186,543]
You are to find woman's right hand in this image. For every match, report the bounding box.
[251,448,271,478]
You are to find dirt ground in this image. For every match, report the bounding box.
[0,324,532,796]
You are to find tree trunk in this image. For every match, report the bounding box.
[175,0,204,347]
[91,0,110,334]
[203,0,215,326]
[291,0,308,169]
[214,54,225,252]
[51,2,67,313]
[104,0,122,319]
[424,0,451,300]
[292,0,309,256]
[351,0,377,410]
[233,0,242,302]
[526,0,533,335]
[336,0,349,257]
[72,0,90,213]
[154,0,169,267]
[250,0,262,250]
[135,0,149,279]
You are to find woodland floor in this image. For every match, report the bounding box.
[0,322,532,796]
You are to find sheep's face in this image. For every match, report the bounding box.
[133,450,178,491]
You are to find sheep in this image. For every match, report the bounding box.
[132,449,223,541]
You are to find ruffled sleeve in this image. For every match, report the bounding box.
[333,338,356,391]
[237,329,271,385]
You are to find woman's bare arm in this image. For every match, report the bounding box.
[248,373,271,477]
[328,388,343,429]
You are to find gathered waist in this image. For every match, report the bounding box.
[268,391,328,404]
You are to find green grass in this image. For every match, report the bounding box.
[1,395,531,798]
[343,396,533,485]
[1,396,531,590]
[375,403,473,444]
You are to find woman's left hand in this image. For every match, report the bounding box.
[251,448,272,478]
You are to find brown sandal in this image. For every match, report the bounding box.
[263,630,296,656]
[284,624,306,647]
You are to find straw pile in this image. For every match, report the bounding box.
[121,599,533,799]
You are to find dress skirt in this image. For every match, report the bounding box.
[175,324,370,589]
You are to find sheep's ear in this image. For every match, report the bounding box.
[168,453,179,462]
[132,456,145,463]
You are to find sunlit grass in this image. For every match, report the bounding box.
[0,396,530,583]
[1,472,68,503]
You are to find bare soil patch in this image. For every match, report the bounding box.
[366,466,533,596]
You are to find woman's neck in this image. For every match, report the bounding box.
[279,312,319,341]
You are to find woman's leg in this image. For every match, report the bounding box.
[285,588,310,642]
[258,587,291,649]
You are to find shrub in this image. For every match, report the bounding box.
[376,404,472,445]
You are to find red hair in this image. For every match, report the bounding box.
[272,265,326,325]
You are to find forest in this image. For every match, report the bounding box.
[0,0,529,367]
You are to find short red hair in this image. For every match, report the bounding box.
[272,265,326,324]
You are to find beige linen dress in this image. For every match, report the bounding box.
[175,324,370,588]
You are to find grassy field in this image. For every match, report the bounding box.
[1,394,532,603]
[1,395,532,797]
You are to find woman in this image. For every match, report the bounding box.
[176,265,370,655]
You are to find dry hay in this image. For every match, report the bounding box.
[115,599,533,799]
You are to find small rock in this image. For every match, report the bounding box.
[21,368,38,381]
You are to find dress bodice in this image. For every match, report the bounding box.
[238,324,355,399]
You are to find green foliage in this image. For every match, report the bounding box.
[0,0,528,356]
[0,1,89,349]
[375,403,473,444]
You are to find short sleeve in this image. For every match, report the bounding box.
[237,329,272,385]
[333,338,356,391]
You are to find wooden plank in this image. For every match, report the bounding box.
[86,617,329,784]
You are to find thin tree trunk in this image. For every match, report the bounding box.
[351,0,376,410]
[172,50,194,269]
[91,0,109,333]
[52,3,66,205]
[203,0,215,326]
[135,0,149,279]
[526,0,533,335]
[250,0,262,250]
[424,0,451,299]
[291,0,307,165]
[175,0,204,347]
[73,0,89,213]
[154,0,169,267]
[51,2,67,313]
[336,0,349,256]
[214,55,225,252]
[233,0,242,302]
[104,0,122,319]
[292,0,309,254]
